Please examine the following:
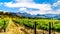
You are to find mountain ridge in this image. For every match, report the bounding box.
[0,11,60,19]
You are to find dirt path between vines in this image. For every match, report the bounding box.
[0,20,34,34]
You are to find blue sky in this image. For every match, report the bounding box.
[0,0,60,15]
[0,0,57,4]
[34,0,57,4]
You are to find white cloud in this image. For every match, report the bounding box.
[4,0,60,15]
[19,7,52,15]
[53,0,60,7]
[20,8,27,11]
[4,2,51,11]
[0,3,3,6]
[51,0,60,14]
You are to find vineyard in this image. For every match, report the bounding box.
[0,18,9,32]
[13,19,60,32]
[0,17,60,34]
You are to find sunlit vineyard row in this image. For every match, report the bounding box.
[0,18,9,31]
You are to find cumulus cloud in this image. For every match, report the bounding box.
[51,0,60,14]
[0,3,3,6]
[19,7,27,11]
[3,0,60,15]
[4,2,51,11]
[53,0,60,7]
[53,0,60,10]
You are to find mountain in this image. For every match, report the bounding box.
[11,12,60,19]
[0,11,60,19]
[43,14,57,18]
[54,14,60,19]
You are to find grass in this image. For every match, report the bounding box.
[0,18,9,31]
[0,18,4,26]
